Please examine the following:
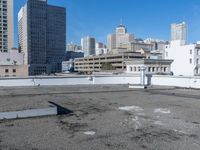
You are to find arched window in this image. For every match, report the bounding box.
[164,67,167,72]
[152,67,155,72]
[148,67,151,72]
[130,67,133,72]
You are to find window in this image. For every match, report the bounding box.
[190,58,192,64]
[196,68,199,74]
[148,67,151,72]
[190,49,192,54]
[5,69,8,73]
[134,67,137,72]
[166,52,168,57]
[152,67,155,72]
[197,49,200,55]
[197,59,199,65]
[164,67,167,72]
[13,69,16,73]
[130,67,132,72]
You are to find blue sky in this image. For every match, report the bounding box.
[14,0,200,46]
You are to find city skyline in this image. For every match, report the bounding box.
[14,0,200,46]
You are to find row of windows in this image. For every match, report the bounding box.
[0,28,8,30]
[0,5,7,8]
[0,8,7,11]
[129,66,168,73]
[190,58,200,65]
[5,69,16,73]
[190,49,200,55]
[0,16,7,19]
[0,20,7,23]
[1,1,7,4]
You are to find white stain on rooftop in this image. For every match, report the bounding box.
[83,131,96,135]
[154,108,171,114]
[154,120,164,126]
[119,106,143,112]
[132,116,141,130]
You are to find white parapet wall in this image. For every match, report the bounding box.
[150,75,200,88]
[0,75,141,87]
[0,75,200,89]
[0,107,57,120]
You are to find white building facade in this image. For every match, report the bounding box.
[126,59,173,75]
[165,41,200,76]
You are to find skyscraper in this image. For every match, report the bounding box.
[107,24,134,51]
[107,34,116,51]
[18,0,66,75]
[47,5,66,73]
[81,36,95,57]
[0,0,14,52]
[171,22,187,44]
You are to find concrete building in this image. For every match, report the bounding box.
[95,42,104,49]
[0,48,28,77]
[165,40,200,76]
[81,36,95,57]
[144,38,168,59]
[171,22,187,44]
[0,0,14,52]
[96,48,109,56]
[0,65,28,77]
[129,41,153,52]
[0,48,24,65]
[62,59,74,73]
[74,52,145,73]
[107,34,116,51]
[126,59,173,75]
[18,0,66,75]
[107,24,134,51]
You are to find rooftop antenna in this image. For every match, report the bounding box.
[120,17,123,25]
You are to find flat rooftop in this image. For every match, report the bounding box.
[0,85,200,150]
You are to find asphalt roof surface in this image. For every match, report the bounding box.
[0,85,200,150]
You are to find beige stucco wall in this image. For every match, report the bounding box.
[0,65,28,77]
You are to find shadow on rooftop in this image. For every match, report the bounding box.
[48,101,73,115]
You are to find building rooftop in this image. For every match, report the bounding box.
[0,85,200,149]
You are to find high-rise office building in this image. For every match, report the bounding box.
[107,24,134,51]
[47,5,66,73]
[81,36,95,57]
[0,0,14,52]
[18,0,66,75]
[171,22,187,44]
